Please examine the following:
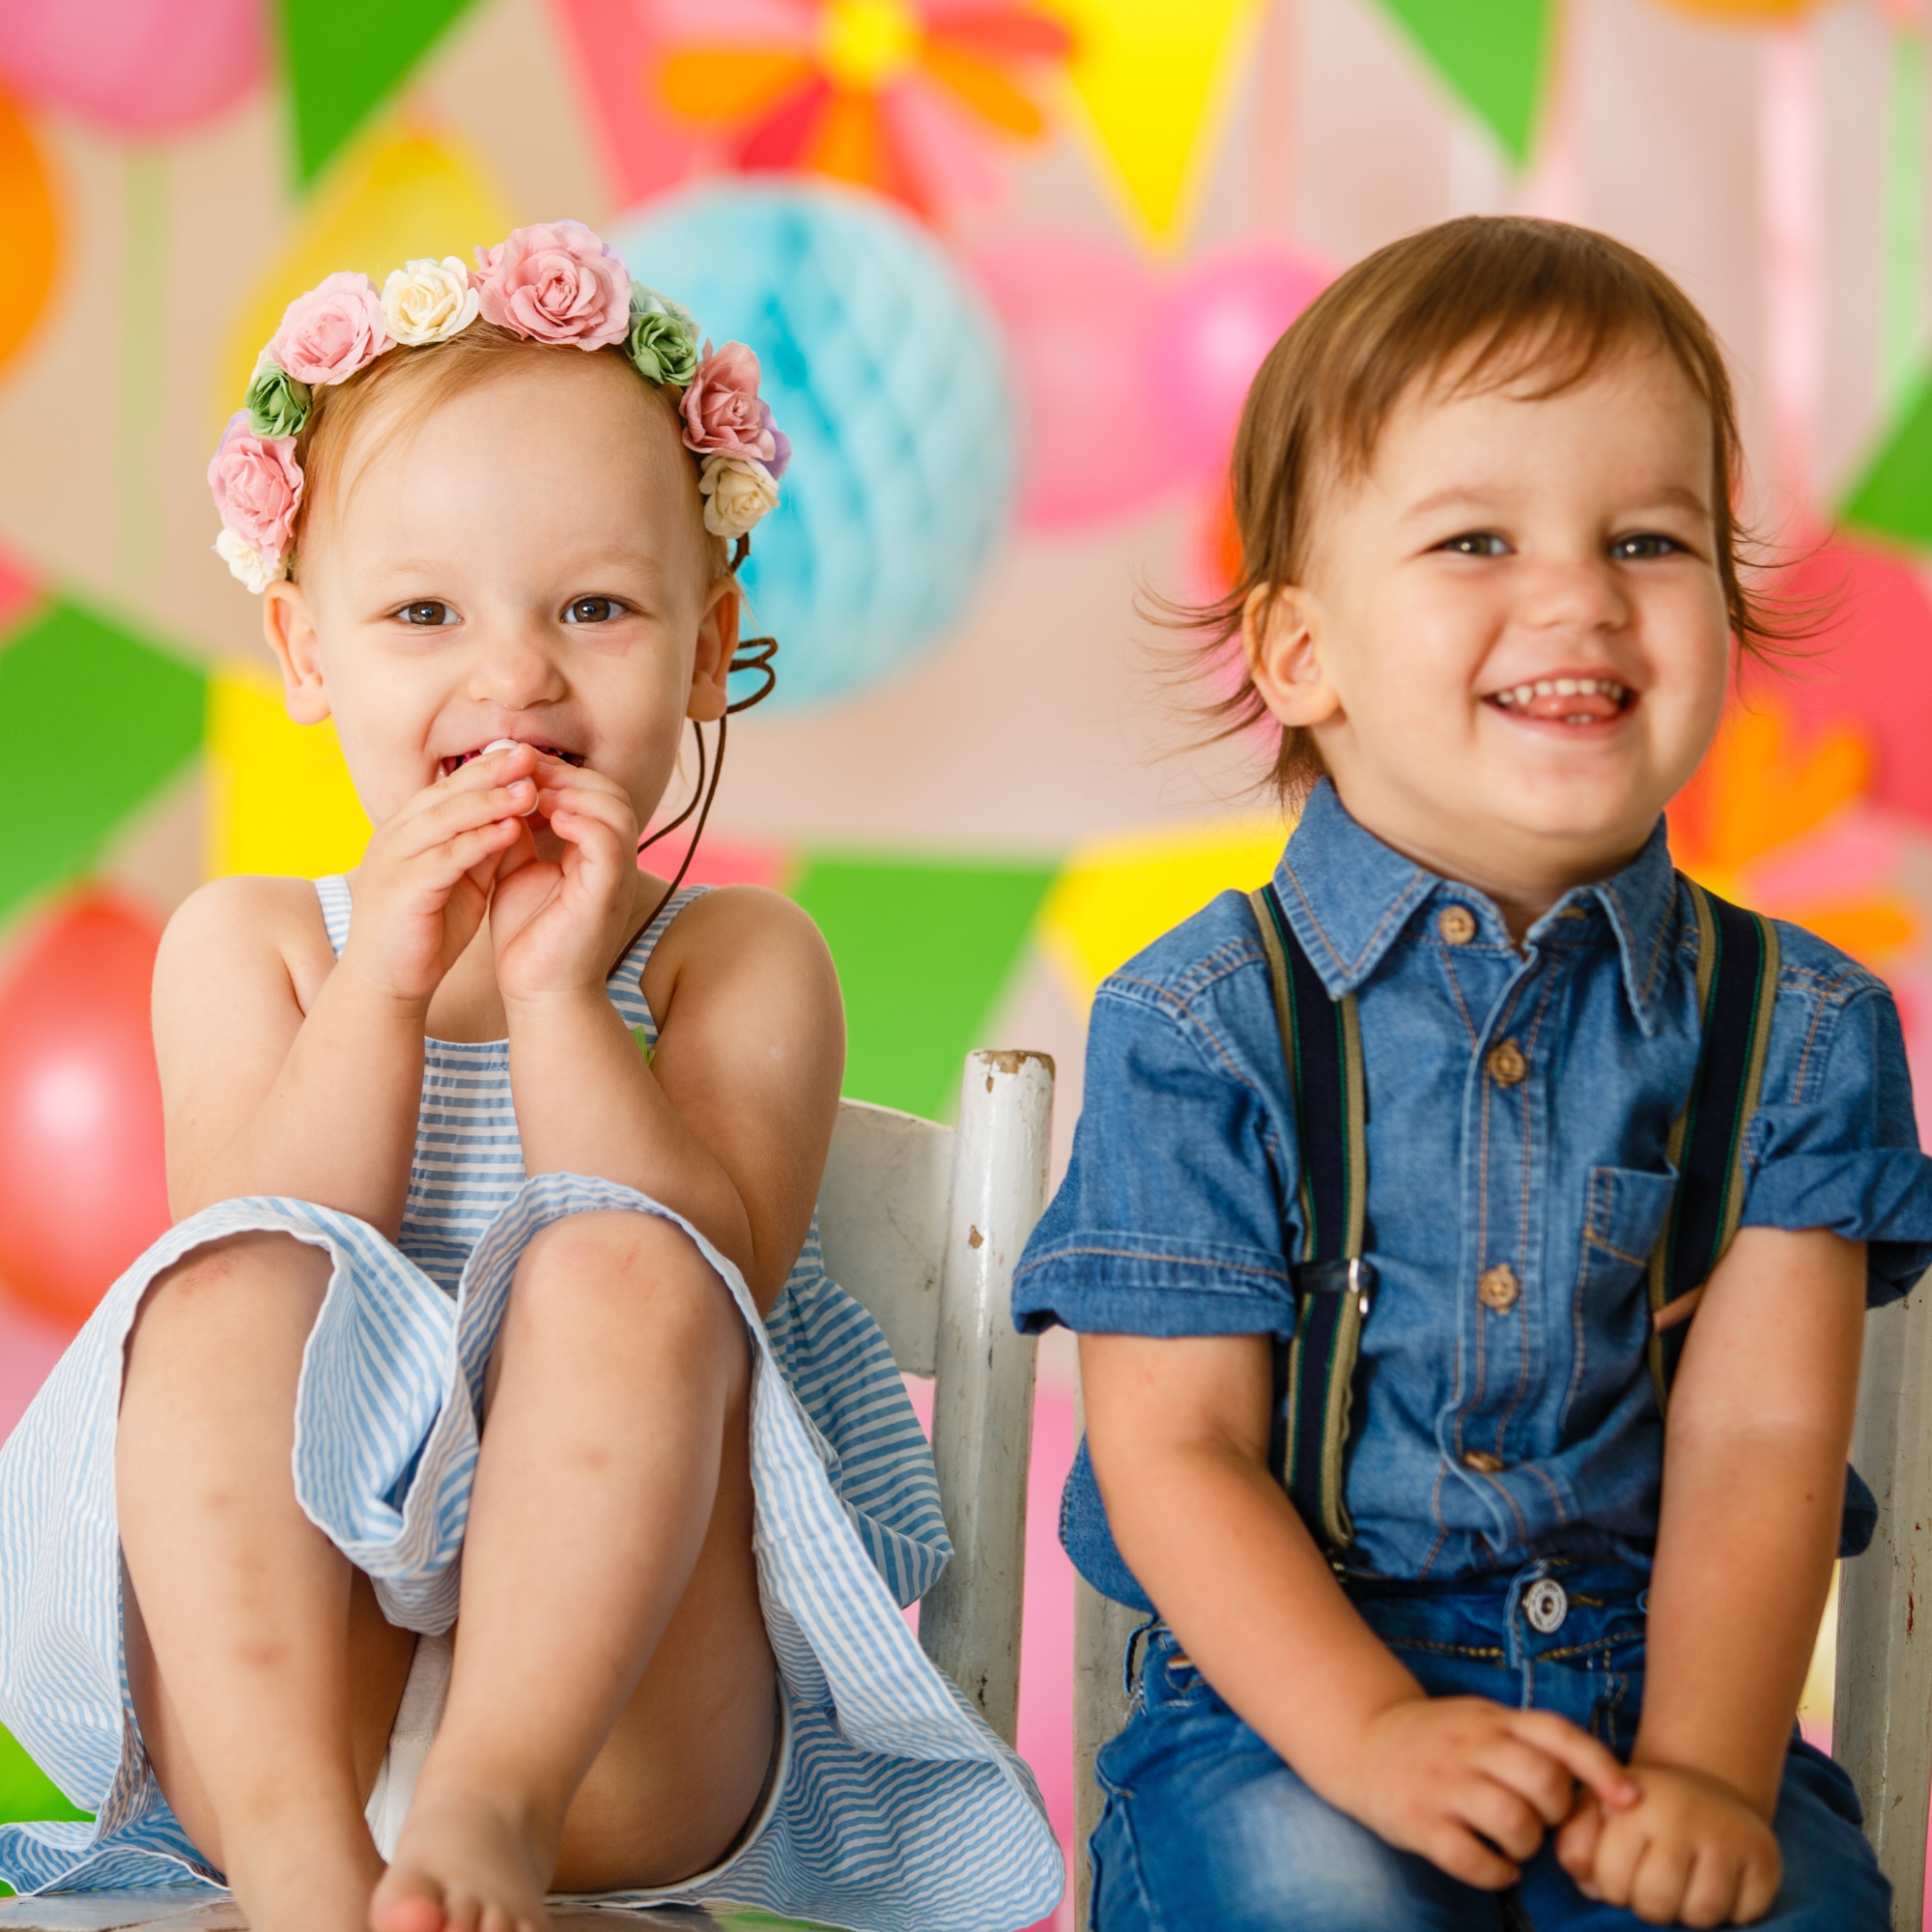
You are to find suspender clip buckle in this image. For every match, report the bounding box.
[1294,1255,1378,1319]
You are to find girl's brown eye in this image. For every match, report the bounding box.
[564,596,619,625]
[400,601,454,626]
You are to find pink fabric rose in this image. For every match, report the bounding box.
[267,270,391,385]
[680,341,780,467]
[471,220,629,350]
[207,412,303,558]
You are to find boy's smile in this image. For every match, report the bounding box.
[1247,345,1731,931]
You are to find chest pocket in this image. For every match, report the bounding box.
[1581,1166,1680,1303]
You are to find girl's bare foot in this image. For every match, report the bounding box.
[369,1785,554,1932]
[224,1807,386,1932]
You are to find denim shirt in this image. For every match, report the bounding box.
[1015,781,1932,1597]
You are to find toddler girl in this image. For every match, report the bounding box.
[0,223,1060,1932]
[1016,216,1932,1929]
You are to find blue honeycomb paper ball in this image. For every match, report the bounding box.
[610,183,1016,711]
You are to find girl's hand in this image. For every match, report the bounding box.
[1342,1694,1638,1890]
[489,755,642,1008]
[1557,1764,1781,1925]
[342,747,537,1007]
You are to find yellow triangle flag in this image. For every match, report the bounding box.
[1040,0,1262,247]
[205,663,372,880]
[216,126,516,431]
[1038,812,1292,1011]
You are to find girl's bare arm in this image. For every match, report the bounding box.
[1636,1225,1865,1805]
[506,885,845,1310]
[152,875,428,1232]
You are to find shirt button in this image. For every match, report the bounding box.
[1437,905,1477,945]
[1462,1449,1507,1474]
[1486,1038,1527,1087]
[1477,1264,1520,1313]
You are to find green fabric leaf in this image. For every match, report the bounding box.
[0,599,207,927]
[1841,366,1932,551]
[1375,0,1552,166]
[278,0,483,185]
[0,1720,90,1828]
[788,855,1058,1122]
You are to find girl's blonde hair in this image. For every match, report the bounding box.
[1178,214,1788,800]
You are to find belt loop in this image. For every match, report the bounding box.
[1123,1613,1161,1703]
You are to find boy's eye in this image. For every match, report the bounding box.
[1609,532,1682,560]
[562,596,623,625]
[398,601,457,626]
[1438,531,1510,557]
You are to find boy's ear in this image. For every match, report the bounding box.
[687,575,740,724]
[1244,582,1342,729]
[261,580,331,726]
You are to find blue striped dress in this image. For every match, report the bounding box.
[0,881,1062,1930]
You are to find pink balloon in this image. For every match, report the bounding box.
[1151,245,1332,474]
[974,235,1177,533]
[0,0,264,138]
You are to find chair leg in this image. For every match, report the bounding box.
[1836,1290,1932,1932]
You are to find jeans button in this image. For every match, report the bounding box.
[1524,1578,1569,1634]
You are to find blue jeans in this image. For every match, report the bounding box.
[1090,1560,1889,1931]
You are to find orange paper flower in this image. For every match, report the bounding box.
[653,0,1072,219]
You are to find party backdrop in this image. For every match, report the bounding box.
[0,0,1929,1924]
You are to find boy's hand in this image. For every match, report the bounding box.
[1340,1695,1638,1890]
[1557,1763,1780,1926]
[490,755,642,1008]
[343,746,537,1006]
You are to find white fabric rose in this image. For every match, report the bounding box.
[698,454,781,539]
[214,526,286,593]
[381,256,481,347]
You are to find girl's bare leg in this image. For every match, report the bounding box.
[119,1234,418,1932]
[371,1212,776,1932]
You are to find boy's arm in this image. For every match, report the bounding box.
[1082,1329,1634,1888]
[1637,1225,1864,1803]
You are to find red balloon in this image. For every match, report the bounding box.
[0,0,264,139]
[0,892,169,1325]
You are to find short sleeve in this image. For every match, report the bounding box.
[1743,980,1932,1305]
[1011,975,1296,1339]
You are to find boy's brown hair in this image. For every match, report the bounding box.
[1185,214,1776,800]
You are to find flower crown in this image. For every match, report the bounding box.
[209,219,790,594]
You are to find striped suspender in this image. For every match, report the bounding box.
[1249,883,1374,1553]
[1247,873,1778,1559]
[1646,879,1780,1410]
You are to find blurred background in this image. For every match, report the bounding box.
[0,0,1929,1922]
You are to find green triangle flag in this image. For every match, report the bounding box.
[279,0,482,185]
[0,598,207,927]
[1376,0,1552,166]
[1841,368,1932,551]
[788,855,1059,1122]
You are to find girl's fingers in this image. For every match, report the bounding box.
[536,783,636,843]
[1736,1841,1781,1923]
[440,818,525,875]
[1555,1792,1605,1879]
[1676,1846,1743,1931]
[1455,1776,1545,1861]
[1505,1712,1638,1809]
[1627,1833,1696,1926]
[393,781,537,860]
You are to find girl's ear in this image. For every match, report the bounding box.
[687,575,739,724]
[262,580,331,726]
[1244,582,1342,728]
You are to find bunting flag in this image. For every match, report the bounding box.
[1037,815,1290,1011]
[1037,0,1261,245]
[205,665,372,881]
[0,85,55,384]
[789,855,1058,1119]
[217,128,515,427]
[278,0,484,185]
[1375,0,1552,167]
[1,596,206,927]
[1841,372,1932,551]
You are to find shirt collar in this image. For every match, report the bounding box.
[1272,781,1681,1037]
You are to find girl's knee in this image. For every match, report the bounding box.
[128,1231,329,1356]
[510,1210,737,1350]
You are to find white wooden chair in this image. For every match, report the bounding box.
[0,1048,1058,1932]
[1073,1289,1932,1931]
